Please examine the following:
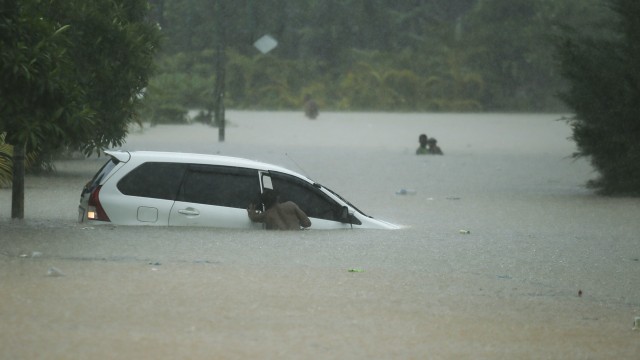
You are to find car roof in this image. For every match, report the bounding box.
[105,150,310,180]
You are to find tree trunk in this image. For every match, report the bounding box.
[11,142,25,219]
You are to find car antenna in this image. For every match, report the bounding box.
[285,152,310,177]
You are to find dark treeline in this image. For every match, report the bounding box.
[556,0,640,195]
[143,0,603,121]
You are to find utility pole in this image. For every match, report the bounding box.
[213,0,226,141]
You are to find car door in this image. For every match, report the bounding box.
[169,164,263,228]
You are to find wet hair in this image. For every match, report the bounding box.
[427,138,437,145]
[261,189,279,209]
[419,134,428,144]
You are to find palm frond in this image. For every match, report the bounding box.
[0,134,13,187]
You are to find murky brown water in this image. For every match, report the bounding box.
[1,112,639,359]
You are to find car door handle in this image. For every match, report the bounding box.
[178,208,200,216]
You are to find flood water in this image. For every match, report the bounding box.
[1,111,639,359]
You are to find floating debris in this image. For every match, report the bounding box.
[193,259,215,264]
[47,267,64,277]
[459,229,471,234]
[446,196,461,200]
[633,316,640,331]
[348,268,365,273]
[395,189,416,195]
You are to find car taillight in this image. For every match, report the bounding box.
[87,185,110,221]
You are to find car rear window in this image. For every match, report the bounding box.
[86,158,119,192]
[117,162,187,200]
[178,165,260,209]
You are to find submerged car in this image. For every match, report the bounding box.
[78,151,399,230]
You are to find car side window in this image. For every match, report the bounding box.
[270,172,341,221]
[178,165,260,209]
[117,162,187,200]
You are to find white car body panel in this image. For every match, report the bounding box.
[101,195,174,226]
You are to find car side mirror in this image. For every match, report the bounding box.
[339,206,362,226]
[339,206,349,222]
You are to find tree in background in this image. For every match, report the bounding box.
[52,0,160,154]
[461,0,600,111]
[146,0,487,113]
[557,0,640,194]
[144,0,607,114]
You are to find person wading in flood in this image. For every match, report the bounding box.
[416,133,429,155]
[303,94,319,119]
[247,189,312,230]
[427,138,444,155]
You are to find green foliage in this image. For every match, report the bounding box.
[143,0,605,113]
[0,0,92,153]
[239,54,302,109]
[147,47,486,114]
[0,133,39,187]
[557,0,640,195]
[51,0,161,153]
[142,72,190,124]
[1,0,160,155]
[337,61,415,111]
[0,134,11,187]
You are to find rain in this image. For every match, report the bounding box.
[2,0,640,358]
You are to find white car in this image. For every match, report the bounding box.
[78,151,399,230]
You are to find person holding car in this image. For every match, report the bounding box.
[247,189,312,230]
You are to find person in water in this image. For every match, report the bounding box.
[416,133,429,155]
[247,189,312,230]
[303,94,319,119]
[427,138,443,155]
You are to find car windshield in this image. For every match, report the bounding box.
[319,184,370,218]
